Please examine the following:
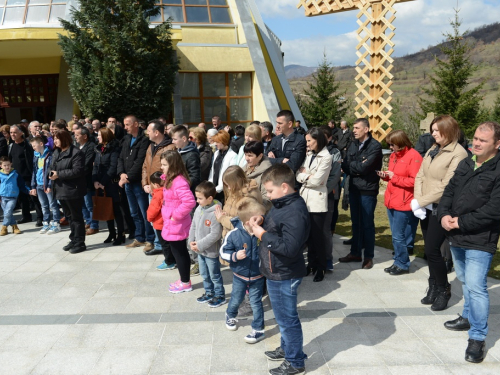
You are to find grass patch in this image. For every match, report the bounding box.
[335,195,500,280]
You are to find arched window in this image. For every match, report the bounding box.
[0,0,66,25]
[151,0,232,24]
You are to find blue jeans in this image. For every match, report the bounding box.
[226,276,264,331]
[349,189,377,259]
[451,246,493,341]
[149,193,162,250]
[1,196,17,226]
[387,209,418,270]
[82,191,99,230]
[37,187,60,223]
[125,182,155,243]
[267,278,307,368]
[198,254,225,297]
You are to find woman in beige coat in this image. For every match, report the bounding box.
[297,128,333,282]
[413,115,468,311]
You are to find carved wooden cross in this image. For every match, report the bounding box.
[297,0,416,140]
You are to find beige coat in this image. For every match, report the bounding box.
[297,147,333,213]
[244,156,272,209]
[414,141,468,207]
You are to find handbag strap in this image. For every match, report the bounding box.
[98,188,106,197]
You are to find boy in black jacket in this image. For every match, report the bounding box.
[250,164,310,375]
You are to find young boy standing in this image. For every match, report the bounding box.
[0,157,28,235]
[188,181,224,307]
[250,164,310,375]
[29,136,60,234]
[221,197,267,344]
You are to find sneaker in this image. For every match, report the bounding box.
[265,347,286,361]
[190,263,200,276]
[125,239,147,248]
[225,314,238,331]
[326,259,334,271]
[269,360,305,375]
[169,279,180,287]
[169,280,192,294]
[208,296,227,308]
[39,221,50,234]
[244,329,265,344]
[47,221,61,235]
[197,293,214,304]
[157,262,177,271]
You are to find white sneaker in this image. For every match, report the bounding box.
[47,221,61,235]
[39,222,50,234]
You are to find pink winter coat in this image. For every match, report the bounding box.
[161,175,196,241]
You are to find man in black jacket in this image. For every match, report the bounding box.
[438,121,500,364]
[8,124,43,225]
[171,125,201,192]
[267,110,306,174]
[118,115,155,252]
[328,120,341,143]
[337,120,353,159]
[339,118,382,269]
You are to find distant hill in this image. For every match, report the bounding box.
[285,64,317,79]
[289,22,500,107]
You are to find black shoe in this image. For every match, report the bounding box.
[264,347,285,361]
[113,235,125,246]
[70,244,86,254]
[269,360,305,375]
[465,339,485,363]
[104,233,116,244]
[144,249,163,256]
[343,238,353,245]
[421,281,439,305]
[313,269,325,282]
[35,219,43,227]
[17,217,32,224]
[384,264,396,273]
[338,254,362,263]
[431,284,452,311]
[444,314,470,331]
[445,259,454,274]
[63,242,75,251]
[389,266,409,276]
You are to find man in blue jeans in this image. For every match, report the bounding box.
[250,164,310,375]
[438,121,500,364]
[339,118,382,269]
[118,115,155,252]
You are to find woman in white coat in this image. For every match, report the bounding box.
[297,127,333,282]
[208,130,237,204]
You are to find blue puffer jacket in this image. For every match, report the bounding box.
[220,217,263,281]
[31,147,53,190]
[0,168,28,198]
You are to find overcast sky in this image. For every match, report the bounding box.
[257,0,500,67]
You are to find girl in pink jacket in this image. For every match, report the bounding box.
[160,151,196,294]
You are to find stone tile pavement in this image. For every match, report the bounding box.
[0,219,500,374]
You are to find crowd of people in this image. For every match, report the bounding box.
[1,110,499,372]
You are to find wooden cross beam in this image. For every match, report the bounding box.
[297,0,416,141]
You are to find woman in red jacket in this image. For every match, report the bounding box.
[378,130,423,276]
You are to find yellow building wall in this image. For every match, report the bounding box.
[177,46,253,72]
[252,73,271,122]
[0,57,61,75]
[179,27,236,45]
[227,0,246,44]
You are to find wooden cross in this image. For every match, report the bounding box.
[297,0,416,141]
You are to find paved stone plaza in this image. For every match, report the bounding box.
[0,218,500,375]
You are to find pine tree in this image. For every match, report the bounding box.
[492,93,500,123]
[418,8,484,138]
[298,54,348,126]
[58,0,179,120]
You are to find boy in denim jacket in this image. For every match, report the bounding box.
[220,197,266,344]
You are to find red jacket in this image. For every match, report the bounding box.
[383,147,423,211]
[147,187,164,230]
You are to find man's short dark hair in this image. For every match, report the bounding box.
[30,136,44,144]
[262,164,295,188]
[72,123,83,130]
[250,120,260,126]
[172,124,188,139]
[261,121,273,135]
[235,125,245,137]
[195,181,217,199]
[79,126,90,140]
[54,119,67,130]
[353,118,369,128]
[277,110,295,125]
[149,120,165,134]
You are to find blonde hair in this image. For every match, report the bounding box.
[237,197,266,223]
[222,165,249,201]
[245,124,262,141]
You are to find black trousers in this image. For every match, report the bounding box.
[119,186,135,234]
[307,212,328,271]
[156,229,175,265]
[106,200,125,236]
[169,239,191,283]
[420,209,448,287]
[60,198,85,246]
[18,190,42,221]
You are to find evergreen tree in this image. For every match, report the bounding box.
[492,93,500,123]
[298,54,348,126]
[58,0,179,120]
[418,9,484,138]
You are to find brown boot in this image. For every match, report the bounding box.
[0,226,8,236]
[11,225,22,234]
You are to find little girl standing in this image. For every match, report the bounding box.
[160,150,196,294]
